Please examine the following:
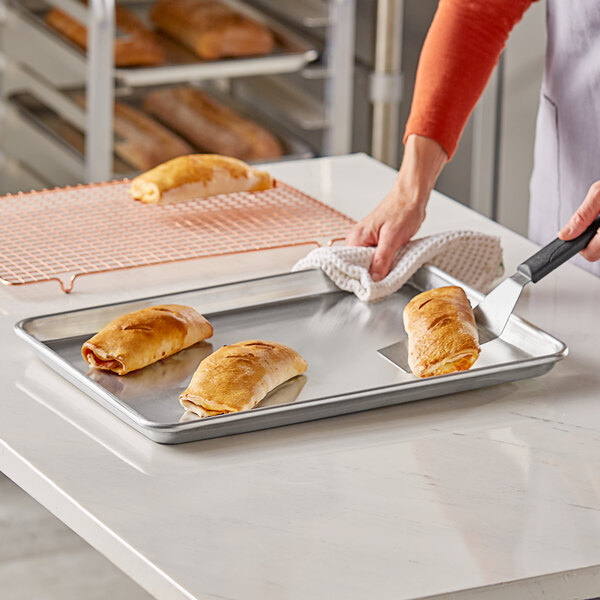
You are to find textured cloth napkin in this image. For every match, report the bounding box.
[292,230,504,302]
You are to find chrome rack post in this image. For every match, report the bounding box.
[0,0,7,170]
[370,0,403,166]
[86,0,114,183]
[469,56,503,219]
[323,0,356,155]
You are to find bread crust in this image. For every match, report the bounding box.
[82,304,213,375]
[180,340,307,416]
[70,93,193,172]
[403,286,480,378]
[150,0,274,60]
[143,87,283,161]
[129,154,273,204]
[45,6,165,67]
[112,102,194,171]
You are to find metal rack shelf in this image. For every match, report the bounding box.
[235,75,329,131]
[5,0,318,87]
[6,87,316,181]
[250,0,330,28]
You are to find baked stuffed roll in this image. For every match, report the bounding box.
[82,304,213,375]
[89,342,213,397]
[150,0,275,60]
[143,87,283,161]
[129,154,273,204]
[403,286,480,378]
[45,5,165,67]
[179,340,307,417]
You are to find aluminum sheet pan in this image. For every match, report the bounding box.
[10,0,318,87]
[15,267,568,444]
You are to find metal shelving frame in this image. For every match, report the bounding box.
[0,0,357,189]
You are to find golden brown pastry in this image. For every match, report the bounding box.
[82,305,213,375]
[143,87,283,161]
[45,5,165,67]
[89,342,214,398]
[403,286,480,378]
[70,93,193,171]
[179,340,307,417]
[129,154,274,204]
[150,0,275,60]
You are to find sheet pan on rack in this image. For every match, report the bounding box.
[7,90,315,179]
[15,267,568,444]
[8,0,319,87]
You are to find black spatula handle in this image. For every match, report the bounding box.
[518,214,600,283]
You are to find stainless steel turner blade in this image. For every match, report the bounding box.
[378,214,600,372]
[472,269,531,343]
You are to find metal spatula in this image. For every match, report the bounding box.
[378,215,600,372]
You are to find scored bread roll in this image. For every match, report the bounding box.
[82,305,213,375]
[112,102,194,171]
[45,5,165,67]
[150,0,274,60]
[403,286,480,378]
[143,87,283,161]
[70,93,193,171]
[180,340,308,417]
[129,154,273,204]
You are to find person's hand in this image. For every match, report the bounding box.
[345,135,447,281]
[558,181,600,261]
[346,187,427,282]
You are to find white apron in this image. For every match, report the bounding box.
[529,0,600,276]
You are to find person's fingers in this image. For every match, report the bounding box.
[580,231,600,262]
[558,181,600,240]
[346,221,378,247]
[369,224,404,281]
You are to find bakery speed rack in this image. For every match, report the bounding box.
[4,0,318,87]
[1,0,350,189]
[0,181,355,293]
[4,88,315,186]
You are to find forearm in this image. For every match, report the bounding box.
[345,135,447,280]
[406,0,535,158]
[394,134,447,208]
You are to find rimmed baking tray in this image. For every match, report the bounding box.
[8,0,319,87]
[14,266,568,444]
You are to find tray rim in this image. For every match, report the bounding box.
[14,267,569,443]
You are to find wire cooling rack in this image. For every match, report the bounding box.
[0,180,355,293]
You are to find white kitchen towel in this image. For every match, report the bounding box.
[292,231,504,302]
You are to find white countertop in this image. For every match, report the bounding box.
[2,154,600,600]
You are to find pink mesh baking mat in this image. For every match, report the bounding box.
[0,180,355,292]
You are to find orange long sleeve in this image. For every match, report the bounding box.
[404,0,537,159]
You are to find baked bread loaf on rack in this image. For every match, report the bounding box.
[129,154,274,204]
[180,340,308,417]
[143,87,283,161]
[70,93,193,171]
[82,305,213,375]
[45,5,165,67]
[403,286,480,378]
[113,102,194,171]
[150,0,275,59]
